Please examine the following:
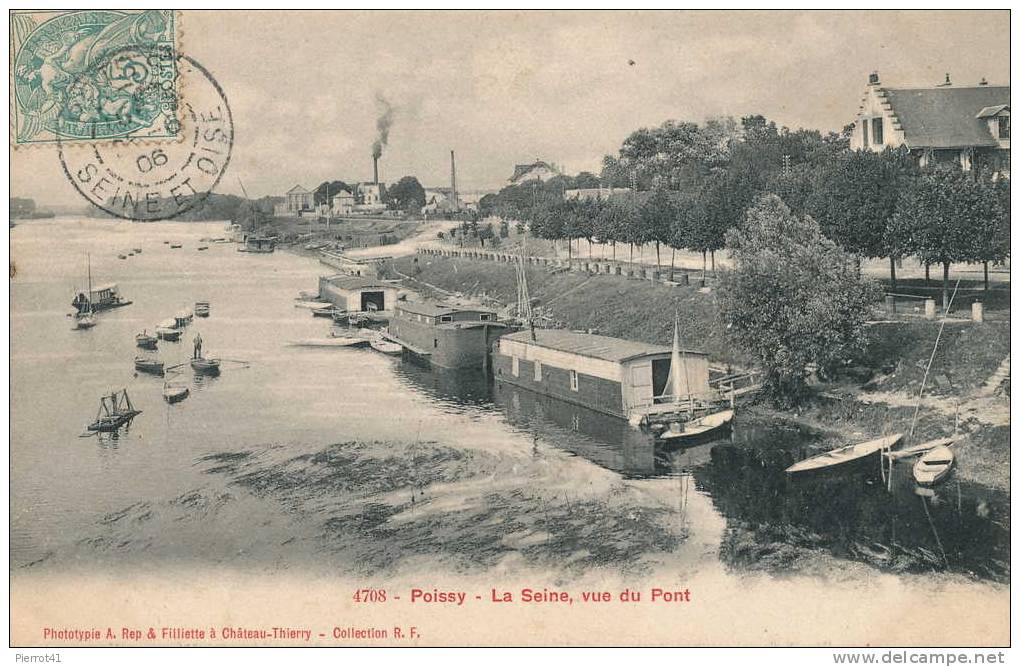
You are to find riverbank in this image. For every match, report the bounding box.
[393,254,1011,492]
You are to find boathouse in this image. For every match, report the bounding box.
[318,275,400,313]
[388,301,511,369]
[493,330,711,420]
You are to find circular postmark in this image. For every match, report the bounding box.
[58,54,233,222]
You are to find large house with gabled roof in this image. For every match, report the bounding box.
[851,72,1010,177]
[508,160,561,185]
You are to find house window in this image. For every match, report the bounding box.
[569,370,578,392]
[534,361,542,382]
[479,314,492,321]
[862,118,869,147]
[440,315,453,323]
[512,356,519,377]
[999,116,1010,139]
[871,117,883,146]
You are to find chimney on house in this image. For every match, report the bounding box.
[373,155,379,184]
[450,150,460,212]
[868,71,880,85]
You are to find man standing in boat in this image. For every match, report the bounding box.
[193,332,203,360]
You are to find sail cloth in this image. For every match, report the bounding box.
[660,311,693,408]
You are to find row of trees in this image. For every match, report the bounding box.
[479,116,1009,308]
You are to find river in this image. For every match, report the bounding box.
[9,217,1009,644]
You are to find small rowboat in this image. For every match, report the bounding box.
[294,301,333,310]
[73,312,97,330]
[134,356,165,376]
[913,445,955,486]
[289,337,368,348]
[786,433,904,476]
[117,253,127,260]
[658,409,734,444]
[885,437,955,461]
[174,310,193,328]
[136,331,158,349]
[191,357,221,375]
[163,382,189,404]
[132,248,142,254]
[194,301,210,317]
[197,246,209,251]
[370,336,402,355]
[169,244,182,249]
[156,320,182,341]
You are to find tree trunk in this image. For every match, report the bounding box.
[612,242,616,261]
[670,247,675,278]
[702,251,707,285]
[567,238,572,260]
[924,263,930,287]
[588,239,592,259]
[942,261,950,312]
[630,243,634,264]
[710,250,716,273]
[889,256,897,292]
[984,261,989,292]
[655,241,661,272]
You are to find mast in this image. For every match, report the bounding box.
[86,253,92,312]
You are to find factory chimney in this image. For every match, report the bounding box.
[373,155,379,185]
[450,150,459,212]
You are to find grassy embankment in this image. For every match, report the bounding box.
[394,254,1011,491]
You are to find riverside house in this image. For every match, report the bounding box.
[388,301,511,369]
[493,330,711,422]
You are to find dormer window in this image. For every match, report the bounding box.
[999,116,1010,139]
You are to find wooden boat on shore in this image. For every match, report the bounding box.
[913,445,955,486]
[885,437,955,461]
[87,389,141,432]
[786,433,904,476]
[194,301,210,317]
[134,356,165,376]
[162,382,189,404]
[658,409,734,445]
[190,356,221,375]
[136,331,158,349]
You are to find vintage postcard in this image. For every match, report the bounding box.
[8,9,1011,652]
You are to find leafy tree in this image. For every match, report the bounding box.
[639,189,676,271]
[969,177,1010,291]
[384,176,426,213]
[890,167,1004,309]
[718,195,881,404]
[806,148,916,288]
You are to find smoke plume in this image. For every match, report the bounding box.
[372,94,396,159]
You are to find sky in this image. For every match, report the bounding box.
[11,9,1010,206]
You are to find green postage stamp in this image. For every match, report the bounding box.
[11,10,179,145]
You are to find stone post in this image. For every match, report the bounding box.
[972,301,984,323]
[924,298,936,320]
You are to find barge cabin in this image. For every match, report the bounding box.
[388,301,511,369]
[493,329,711,421]
[318,274,400,313]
